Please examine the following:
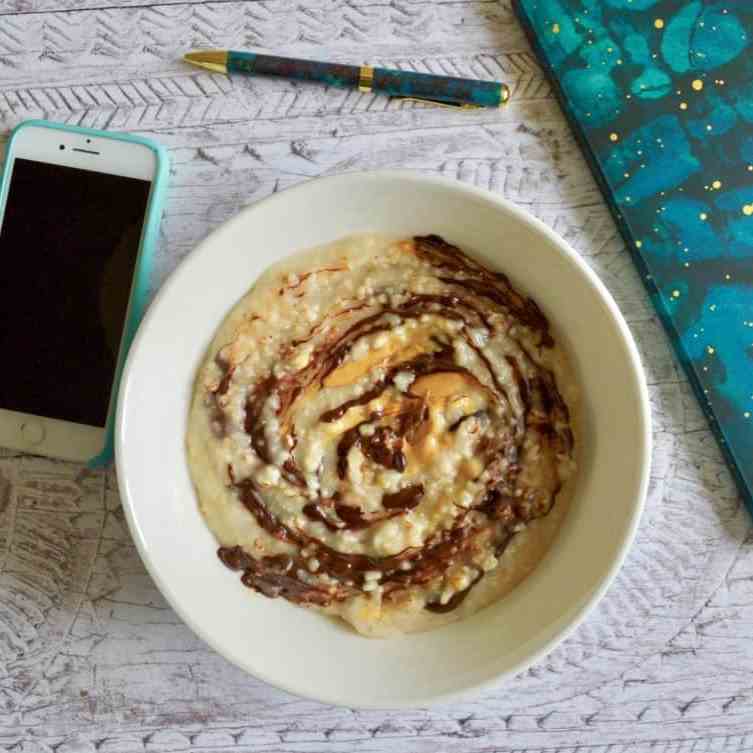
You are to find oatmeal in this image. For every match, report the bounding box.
[187,234,577,636]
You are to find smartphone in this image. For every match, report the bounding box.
[0,121,165,462]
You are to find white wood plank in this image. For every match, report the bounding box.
[0,0,520,64]
[4,0,505,16]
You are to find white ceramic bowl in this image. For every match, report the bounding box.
[116,171,650,708]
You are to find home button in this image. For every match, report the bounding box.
[20,421,45,446]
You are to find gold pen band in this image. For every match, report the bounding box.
[358,65,374,93]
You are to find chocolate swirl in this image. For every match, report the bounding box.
[197,234,575,622]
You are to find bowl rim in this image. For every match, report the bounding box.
[115,169,652,708]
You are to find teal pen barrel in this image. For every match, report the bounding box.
[228,51,361,88]
[372,68,506,107]
[226,51,506,107]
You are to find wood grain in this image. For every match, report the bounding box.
[0,0,749,751]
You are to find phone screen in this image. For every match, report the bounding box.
[0,158,151,427]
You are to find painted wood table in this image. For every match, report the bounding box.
[0,1,750,751]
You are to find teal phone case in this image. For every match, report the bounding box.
[1,119,169,468]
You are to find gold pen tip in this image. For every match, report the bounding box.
[183,50,229,73]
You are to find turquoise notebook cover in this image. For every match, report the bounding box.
[515,0,753,510]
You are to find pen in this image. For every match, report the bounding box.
[184,50,509,110]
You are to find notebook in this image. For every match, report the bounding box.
[515,0,753,511]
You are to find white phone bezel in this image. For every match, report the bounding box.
[0,123,157,462]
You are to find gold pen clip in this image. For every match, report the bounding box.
[358,65,510,109]
[393,96,484,110]
[392,84,510,110]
